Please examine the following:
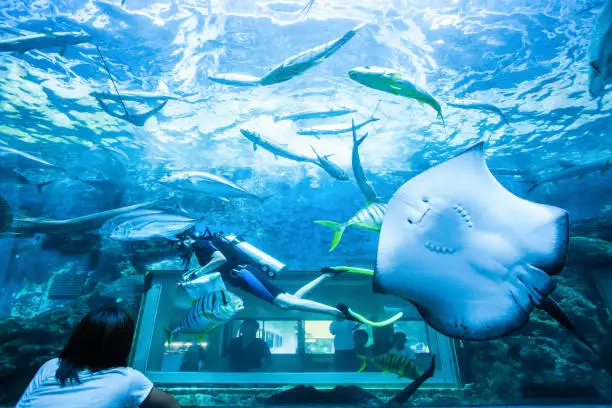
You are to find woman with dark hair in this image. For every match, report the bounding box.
[17,305,180,408]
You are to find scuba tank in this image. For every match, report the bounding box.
[215,233,287,279]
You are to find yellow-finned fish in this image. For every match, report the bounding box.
[357,353,422,379]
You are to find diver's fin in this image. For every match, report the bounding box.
[314,220,346,251]
[357,356,368,373]
[329,265,374,276]
[163,328,173,349]
[337,303,403,327]
[539,297,601,358]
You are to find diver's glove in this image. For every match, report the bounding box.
[336,303,404,327]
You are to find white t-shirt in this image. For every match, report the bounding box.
[16,358,153,408]
[329,320,360,351]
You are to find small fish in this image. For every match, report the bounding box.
[0,30,92,55]
[0,195,13,233]
[315,202,387,251]
[357,352,422,379]
[100,275,145,300]
[240,129,317,163]
[447,98,510,125]
[522,158,612,192]
[208,73,261,87]
[588,0,612,97]
[172,290,244,335]
[274,107,357,122]
[96,98,167,127]
[351,120,380,203]
[90,90,188,103]
[349,66,444,128]
[159,171,271,202]
[310,146,349,181]
[0,169,53,192]
[297,116,379,138]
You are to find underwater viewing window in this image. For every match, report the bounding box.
[131,270,460,387]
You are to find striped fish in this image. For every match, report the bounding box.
[172,290,244,335]
[314,202,387,251]
[358,352,422,379]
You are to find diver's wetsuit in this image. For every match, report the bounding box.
[191,237,282,303]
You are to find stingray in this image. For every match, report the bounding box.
[343,142,600,356]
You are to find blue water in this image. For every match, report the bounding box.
[1,0,612,406]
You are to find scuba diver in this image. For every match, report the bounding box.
[173,229,402,326]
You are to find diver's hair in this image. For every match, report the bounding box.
[56,305,135,386]
[353,329,369,344]
[241,318,260,331]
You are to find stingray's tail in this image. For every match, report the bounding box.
[518,179,540,193]
[387,354,436,406]
[314,220,346,251]
[539,297,602,359]
[336,303,403,327]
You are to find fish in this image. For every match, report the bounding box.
[96,98,167,127]
[259,23,366,86]
[568,236,612,266]
[588,0,612,97]
[351,119,380,204]
[172,290,244,335]
[357,352,422,379]
[274,107,357,122]
[100,275,145,302]
[159,171,270,202]
[522,158,612,192]
[446,98,510,125]
[310,146,349,181]
[98,209,164,236]
[10,200,159,235]
[296,116,379,138]
[90,90,189,103]
[208,73,262,87]
[109,213,198,242]
[0,195,12,233]
[348,67,444,127]
[366,141,600,357]
[239,129,317,163]
[211,24,365,87]
[315,202,386,251]
[0,30,92,55]
[0,145,65,172]
[0,169,53,192]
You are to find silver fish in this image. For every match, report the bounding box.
[523,158,612,192]
[310,146,349,181]
[208,73,261,87]
[90,90,189,103]
[159,171,269,202]
[98,209,164,236]
[109,213,197,242]
[447,98,510,125]
[315,202,387,251]
[351,120,379,203]
[274,107,357,122]
[240,129,316,163]
[0,30,92,54]
[297,116,379,138]
[589,0,612,97]
[259,23,366,86]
